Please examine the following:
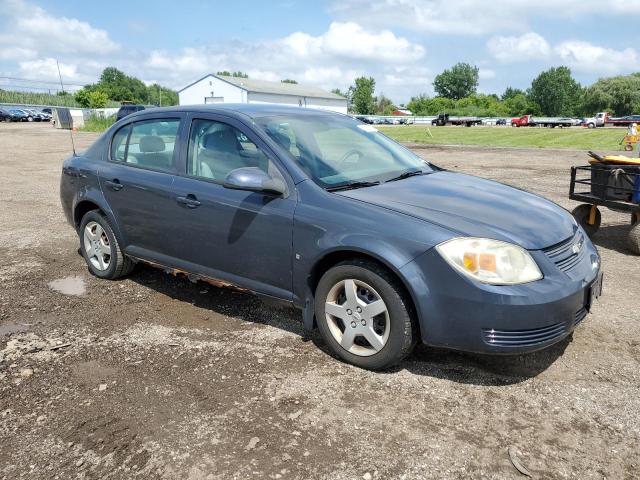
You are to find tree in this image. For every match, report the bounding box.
[375,94,395,115]
[147,83,179,106]
[217,71,248,78]
[433,63,479,100]
[95,67,149,103]
[281,79,298,84]
[581,73,640,116]
[528,66,582,116]
[74,88,107,108]
[331,88,347,98]
[348,77,376,114]
[501,87,525,101]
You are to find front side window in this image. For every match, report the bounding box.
[255,114,433,188]
[110,119,180,172]
[187,119,282,182]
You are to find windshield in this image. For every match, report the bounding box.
[255,114,433,188]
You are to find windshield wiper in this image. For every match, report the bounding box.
[326,180,381,192]
[385,169,429,183]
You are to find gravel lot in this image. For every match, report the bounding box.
[1,122,638,479]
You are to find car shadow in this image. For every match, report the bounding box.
[129,263,570,386]
[591,223,634,255]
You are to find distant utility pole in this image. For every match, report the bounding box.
[158,85,162,107]
[56,60,65,94]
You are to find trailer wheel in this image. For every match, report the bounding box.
[629,222,640,255]
[571,204,601,237]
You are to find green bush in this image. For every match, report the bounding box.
[79,115,115,132]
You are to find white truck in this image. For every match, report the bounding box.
[582,112,608,128]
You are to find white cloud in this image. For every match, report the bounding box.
[0,0,119,58]
[330,0,640,35]
[139,22,425,100]
[555,41,638,74]
[486,32,639,75]
[487,33,551,63]
[281,22,424,63]
[478,68,496,80]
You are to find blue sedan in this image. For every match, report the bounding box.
[60,104,602,370]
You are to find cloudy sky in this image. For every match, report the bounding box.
[0,0,637,103]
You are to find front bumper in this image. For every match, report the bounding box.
[401,232,601,354]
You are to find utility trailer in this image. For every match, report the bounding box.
[511,115,574,128]
[431,113,482,127]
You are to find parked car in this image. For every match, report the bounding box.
[9,109,28,122]
[0,108,20,122]
[15,108,41,121]
[24,109,48,121]
[60,104,603,370]
[116,104,146,121]
[36,109,51,121]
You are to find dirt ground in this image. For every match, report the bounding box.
[1,122,638,480]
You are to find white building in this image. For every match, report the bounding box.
[178,74,347,114]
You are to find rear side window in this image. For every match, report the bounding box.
[110,119,180,172]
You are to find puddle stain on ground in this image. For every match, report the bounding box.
[48,276,87,296]
[0,324,28,337]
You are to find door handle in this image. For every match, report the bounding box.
[105,179,123,191]
[176,194,201,208]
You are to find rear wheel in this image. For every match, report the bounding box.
[315,260,416,370]
[571,204,601,237]
[79,210,134,279]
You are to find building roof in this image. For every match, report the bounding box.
[179,74,346,101]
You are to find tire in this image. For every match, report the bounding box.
[79,210,134,279]
[629,222,640,255]
[588,123,595,129]
[314,259,417,370]
[571,204,601,237]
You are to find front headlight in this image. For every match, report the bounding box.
[436,237,543,285]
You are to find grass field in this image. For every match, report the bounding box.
[79,115,115,132]
[379,125,631,151]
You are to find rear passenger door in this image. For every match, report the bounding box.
[99,114,186,257]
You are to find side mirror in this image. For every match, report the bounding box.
[223,167,286,196]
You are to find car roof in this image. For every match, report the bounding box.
[129,103,346,121]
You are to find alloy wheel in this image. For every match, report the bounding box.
[83,221,112,271]
[324,279,390,356]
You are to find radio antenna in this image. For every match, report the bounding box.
[56,59,76,156]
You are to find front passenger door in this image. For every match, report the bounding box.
[170,116,296,299]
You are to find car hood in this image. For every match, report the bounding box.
[336,171,577,250]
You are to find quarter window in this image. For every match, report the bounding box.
[110,119,180,172]
[187,119,282,182]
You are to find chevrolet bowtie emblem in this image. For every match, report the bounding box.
[572,236,584,254]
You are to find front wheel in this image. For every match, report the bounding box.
[315,260,416,370]
[571,204,601,237]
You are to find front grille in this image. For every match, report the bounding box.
[543,233,585,273]
[574,307,588,326]
[482,322,567,347]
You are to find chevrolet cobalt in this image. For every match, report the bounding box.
[60,105,602,369]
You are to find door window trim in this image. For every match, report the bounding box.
[180,114,292,197]
[108,115,184,175]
